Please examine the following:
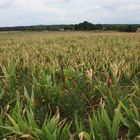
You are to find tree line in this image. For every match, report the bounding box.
[0,21,140,32]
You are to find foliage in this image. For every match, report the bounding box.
[0,21,139,32]
[0,32,140,139]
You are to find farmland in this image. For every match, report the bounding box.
[0,31,140,140]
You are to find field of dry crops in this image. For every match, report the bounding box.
[0,31,140,140]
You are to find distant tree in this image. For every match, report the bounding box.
[75,21,98,30]
[96,24,103,30]
[0,22,139,32]
[116,25,137,32]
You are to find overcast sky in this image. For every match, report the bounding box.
[0,0,140,27]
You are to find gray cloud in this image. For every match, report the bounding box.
[0,0,140,26]
[0,0,15,8]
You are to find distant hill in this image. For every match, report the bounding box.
[0,21,140,32]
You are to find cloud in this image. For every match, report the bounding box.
[0,0,140,26]
[0,0,15,8]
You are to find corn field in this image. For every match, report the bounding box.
[0,31,140,140]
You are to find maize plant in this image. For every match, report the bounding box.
[0,31,139,139]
